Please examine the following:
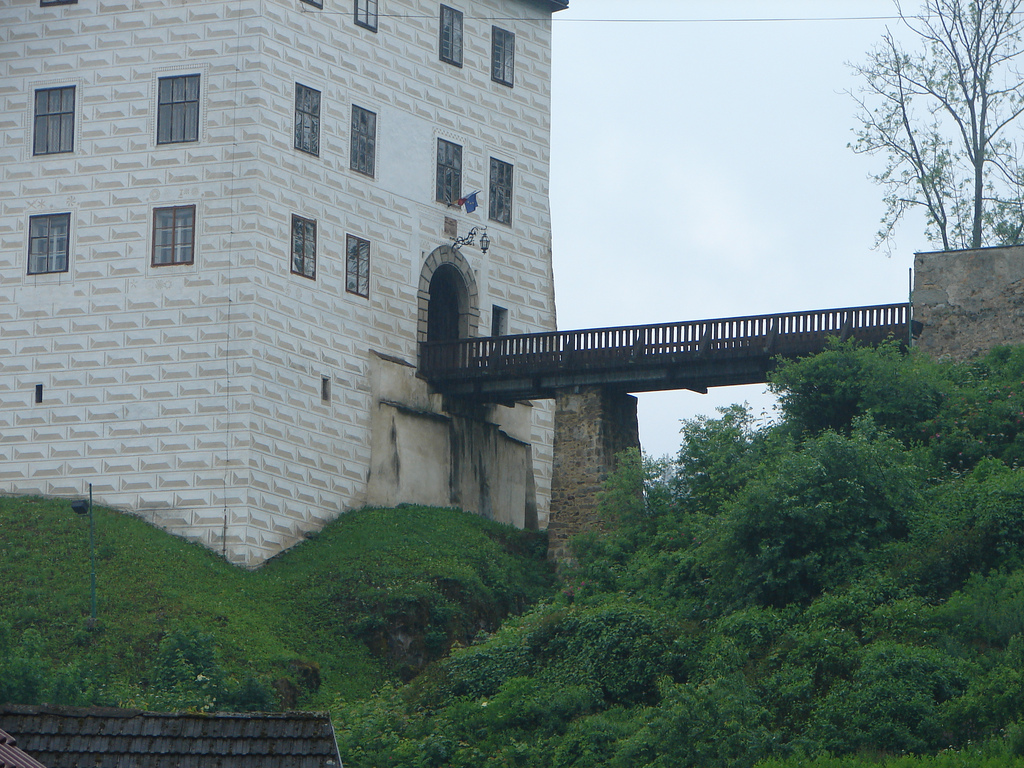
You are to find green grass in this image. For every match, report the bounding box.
[0,496,555,709]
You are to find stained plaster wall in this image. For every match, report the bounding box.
[366,352,538,529]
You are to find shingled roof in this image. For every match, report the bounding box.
[0,728,47,768]
[0,706,342,768]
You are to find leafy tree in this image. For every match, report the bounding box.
[769,340,944,443]
[850,0,1024,250]
[700,420,922,608]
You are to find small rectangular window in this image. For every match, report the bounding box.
[350,105,376,176]
[291,215,317,280]
[294,83,321,156]
[491,305,508,337]
[152,205,196,266]
[33,86,75,155]
[41,0,77,5]
[321,376,332,403]
[491,27,515,87]
[34,384,44,404]
[301,0,323,7]
[489,158,513,225]
[436,139,462,205]
[157,74,200,144]
[355,0,378,30]
[346,234,370,297]
[439,5,463,67]
[27,213,71,275]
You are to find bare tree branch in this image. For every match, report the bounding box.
[851,0,1024,249]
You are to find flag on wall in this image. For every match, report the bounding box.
[456,191,480,213]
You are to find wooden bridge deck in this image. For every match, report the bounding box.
[419,303,919,402]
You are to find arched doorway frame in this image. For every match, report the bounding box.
[418,245,480,345]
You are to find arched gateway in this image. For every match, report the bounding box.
[417,245,479,346]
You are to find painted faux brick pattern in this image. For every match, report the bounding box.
[2,0,558,566]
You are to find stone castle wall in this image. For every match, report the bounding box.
[914,245,1024,361]
[547,387,639,562]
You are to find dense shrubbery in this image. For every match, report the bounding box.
[13,341,1024,766]
[334,342,1024,767]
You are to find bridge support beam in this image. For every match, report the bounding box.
[547,386,639,562]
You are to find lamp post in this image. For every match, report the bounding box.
[71,483,97,625]
[451,226,489,253]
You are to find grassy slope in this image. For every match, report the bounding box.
[0,496,555,709]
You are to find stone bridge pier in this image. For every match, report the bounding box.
[547,386,640,561]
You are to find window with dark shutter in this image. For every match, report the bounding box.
[491,27,515,87]
[439,6,463,67]
[157,74,200,144]
[152,205,196,266]
[33,86,75,155]
[291,215,317,279]
[436,139,462,205]
[27,213,71,275]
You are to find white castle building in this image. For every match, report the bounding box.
[1,0,566,566]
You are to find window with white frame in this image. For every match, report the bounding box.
[294,83,321,156]
[33,86,75,155]
[436,139,462,205]
[489,158,513,225]
[439,5,463,67]
[350,105,376,176]
[346,234,370,297]
[291,215,317,279]
[156,74,200,144]
[152,205,196,266]
[27,213,71,275]
[355,0,378,30]
[491,27,515,87]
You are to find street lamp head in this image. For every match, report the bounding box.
[71,499,89,516]
[480,230,490,253]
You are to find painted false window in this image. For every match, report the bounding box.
[346,234,370,297]
[33,86,75,155]
[355,0,378,30]
[291,215,317,280]
[156,74,200,144]
[152,205,196,266]
[489,158,513,225]
[439,5,463,67]
[27,213,71,275]
[491,27,515,87]
[436,139,462,205]
[294,83,321,156]
[350,105,376,176]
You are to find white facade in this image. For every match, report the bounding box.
[0,0,563,565]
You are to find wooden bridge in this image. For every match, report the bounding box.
[420,303,919,402]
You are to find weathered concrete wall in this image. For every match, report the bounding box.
[366,353,538,529]
[914,245,1024,360]
[547,387,639,561]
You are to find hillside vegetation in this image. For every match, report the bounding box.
[11,341,1024,767]
[334,342,1024,767]
[0,501,553,711]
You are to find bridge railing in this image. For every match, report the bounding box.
[420,303,912,380]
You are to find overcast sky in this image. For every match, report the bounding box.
[547,0,925,457]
